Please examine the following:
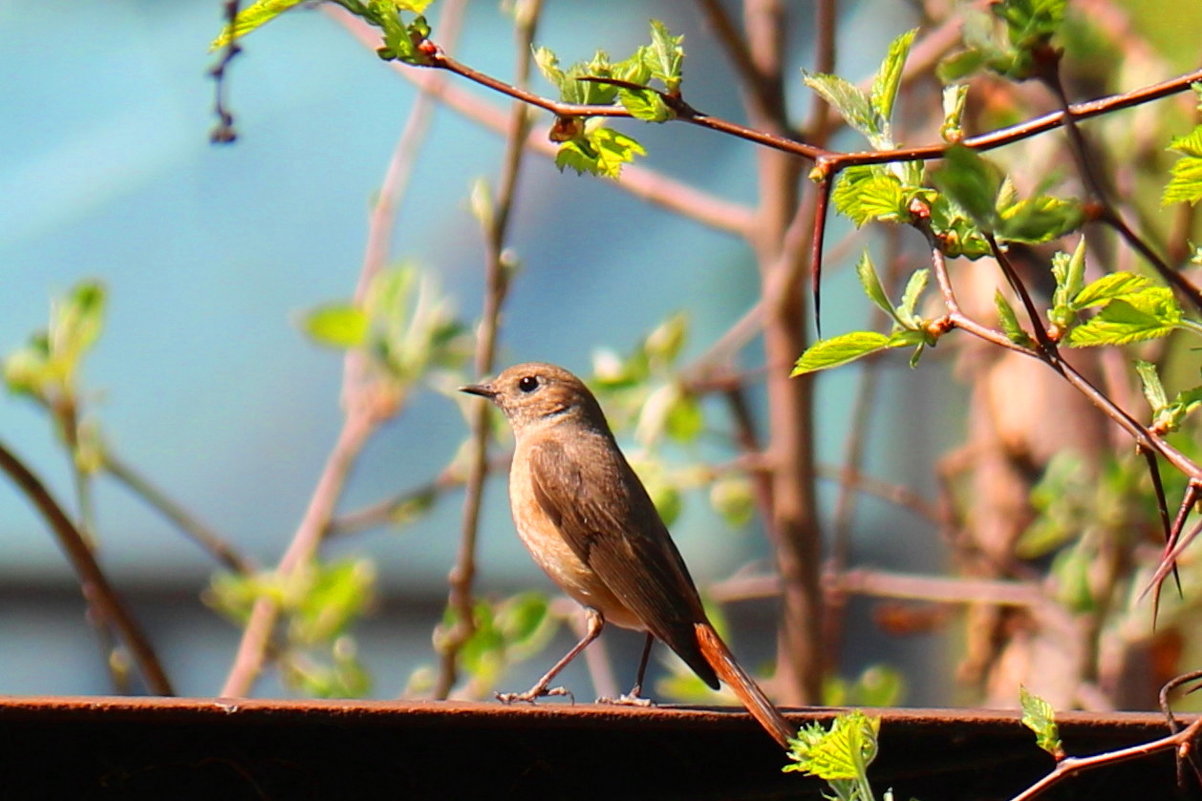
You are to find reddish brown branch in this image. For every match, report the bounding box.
[0,439,174,695]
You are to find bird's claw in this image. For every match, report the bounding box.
[495,685,574,704]
[596,692,655,707]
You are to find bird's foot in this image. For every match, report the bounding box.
[495,685,574,704]
[596,691,655,707]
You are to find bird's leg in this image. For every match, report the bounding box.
[597,632,655,707]
[496,607,604,704]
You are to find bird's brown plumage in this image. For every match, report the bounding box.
[460,362,794,749]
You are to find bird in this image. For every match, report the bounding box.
[459,362,795,749]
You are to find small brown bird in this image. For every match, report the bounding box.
[460,362,794,749]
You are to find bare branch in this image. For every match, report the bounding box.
[0,439,174,695]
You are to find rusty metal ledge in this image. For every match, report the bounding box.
[0,696,1188,800]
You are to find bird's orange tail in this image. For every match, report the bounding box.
[694,622,795,750]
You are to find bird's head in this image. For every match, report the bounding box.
[459,362,606,434]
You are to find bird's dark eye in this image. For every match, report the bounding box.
[517,375,540,393]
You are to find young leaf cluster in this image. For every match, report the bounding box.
[208,558,377,697]
[792,252,935,375]
[930,145,1083,256]
[1040,250,1198,348]
[1136,361,1202,436]
[4,280,105,409]
[938,0,1068,81]
[805,29,917,152]
[212,0,437,65]
[534,20,684,177]
[784,710,881,801]
[435,592,558,694]
[819,34,1081,258]
[1161,84,1202,207]
[300,265,469,408]
[3,280,109,473]
[590,313,754,531]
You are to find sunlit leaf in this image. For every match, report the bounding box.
[211,0,307,49]
[871,29,917,125]
[645,19,684,90]
[302,304,370,349]
[1071,271,1149,309]
[1020,685,1064,759]
[1066,287,1181,347]
[792,331,896,375]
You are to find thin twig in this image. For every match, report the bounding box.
[326,10,755,237]
[219,0,470,698]
[221,405,380,696]
[1034,51,1202,311]
[208,0,241,143]
[104,453,254,575]
[434,0,544,701]
[709,567,1047,607]
[0,439,174,695]
[1008,715,1202,801]
[375,22,1202,173]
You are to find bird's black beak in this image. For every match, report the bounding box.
[459,382,498,399]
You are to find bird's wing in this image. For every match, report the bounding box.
[527,436,719,688]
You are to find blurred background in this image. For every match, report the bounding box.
[2,0,1193,708]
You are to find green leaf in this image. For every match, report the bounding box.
[855,251,895,320]
[1162,127,1202,206]
[784,709,880,801]
[927,194,992,259]
[870,29,917,125]
[1019,685,1064,759]
[618,87,673,122]
[210,0,307,49]
[994,290,1032,346]
[1067,287,1182,347]
[999,0,1067,51]
[792,331,896,375]
[493,591,551,648]
[645,20,684,91]
[803,72,878,145]
[3,341,51,397]
[896,268,929,327]
[533,46,566,91]
[1161,386,1202,432]
[997,194,1083,243]
[301,304,370,349]
[665,391,704,442]
[824,665,905,707]
[832,166,907,227]
[1071,271,1149,309]
[55,281,106,365]
[377,13,432,64]
[1134,359,1167,413]
[4,280,107,399]
[709,475,755,529]
[643,312,689,366]
[555,124,646,178]
[931,145,1003,229]
[940,84,969,143]
[1050,239,1087,310]
[291,559,377,645]
[937,49,987,83]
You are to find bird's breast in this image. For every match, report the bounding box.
[507,451,643,630]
